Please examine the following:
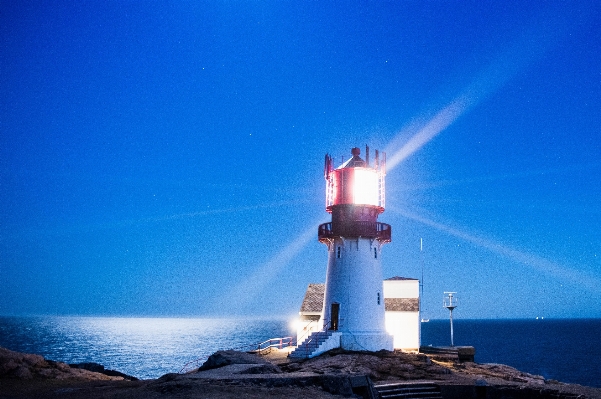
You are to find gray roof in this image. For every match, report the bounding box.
[299,283,325,313]
[300,282,420,314]
[338,154,367,169]
[385,298,420,312]
[385,276,419,281]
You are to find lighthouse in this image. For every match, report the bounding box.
[317,146,394,352]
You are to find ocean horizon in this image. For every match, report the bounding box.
[1,316,599,388]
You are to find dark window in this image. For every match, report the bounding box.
[374,247,377,259]
[337,246,341,258]
[377,292,381,305]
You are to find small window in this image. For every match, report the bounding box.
[377,292,381,305]
[337,246,341,258]
[374,247,377,259]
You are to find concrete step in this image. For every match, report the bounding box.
[288,331,336,359]
[375,383,442,399]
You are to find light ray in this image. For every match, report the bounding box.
[390,206,601,295]
[20,200,311,238]
[385,12,563,173]
[216,12,571,315]
[397,162,601,192]
[215,220,320,314]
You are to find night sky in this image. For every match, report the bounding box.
[1,1,600,319]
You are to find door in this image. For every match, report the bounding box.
[330,303,340,331]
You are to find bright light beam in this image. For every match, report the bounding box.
[390,206,601,295]
[21,200,312,238]
[214,11,571,315]
[399,162,601,192]
[385,12,565,173]
[215,220,320,314]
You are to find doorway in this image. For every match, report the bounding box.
[330,303,340,331]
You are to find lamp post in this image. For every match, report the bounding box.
[443,292,458,347]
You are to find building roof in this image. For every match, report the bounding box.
[338,154,367,169]
[384,298,420,312]
[299,281,420,314]
[299,283,325,313]
[385,276,419,281]
[337,147,367,169]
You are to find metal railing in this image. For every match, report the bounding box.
[291,320,331,358]
[178,336,294,374]
[318,222,391,242]
[252,336,294,355]
[294,319,318,347]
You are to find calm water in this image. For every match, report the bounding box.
[422,318,601,388]
[0,316,599,387]
[0,316,292,379]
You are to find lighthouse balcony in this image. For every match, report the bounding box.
[318,221,391,243]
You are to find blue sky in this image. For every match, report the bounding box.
[1,1,600,319]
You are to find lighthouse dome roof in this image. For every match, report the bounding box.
[337,147,367,169]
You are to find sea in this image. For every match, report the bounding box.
[0,316,599,388]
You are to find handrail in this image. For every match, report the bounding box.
[253,336,294,354]
[293,320,331,358]
[295,319,318,347]
[318,222,391,242]
[178,336,294,374]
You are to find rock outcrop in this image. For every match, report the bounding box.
[0,347,123,381]
[69,361,138,380]
[2,346,601,399]
[199,349,275,371]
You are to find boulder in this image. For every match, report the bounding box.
[198,350,271,371]
[0,347,121,381]
[70,362,138,380]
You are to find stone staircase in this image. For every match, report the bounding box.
[288,330,341,359]
[374,382,442,399]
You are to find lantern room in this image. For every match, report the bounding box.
[320,146,390,244]
[324,147,386,213]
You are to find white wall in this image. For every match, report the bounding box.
[383,279,419,299]
[322,237,387,334]
[385,311,420,350]
[296,318,321,344]
[383,279,420,350]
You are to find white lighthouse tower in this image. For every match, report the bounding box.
[318,146,394,352]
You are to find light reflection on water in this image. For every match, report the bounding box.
[0,316,291,379]
[4,317,600,388]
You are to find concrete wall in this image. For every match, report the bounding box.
[385,311,420,350]
[296,317,321,345]
[322,237,387,334]
[383,279,419,299]
[383,279,420,350]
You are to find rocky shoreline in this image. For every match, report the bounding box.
[1,346,600,398]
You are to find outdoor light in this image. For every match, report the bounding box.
[352,168,379,206]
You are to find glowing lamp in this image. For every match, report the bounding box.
[352,168,379,206]
[324,147,385,212]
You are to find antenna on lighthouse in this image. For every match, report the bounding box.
[443,292,458,347]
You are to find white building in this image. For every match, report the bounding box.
[383,277,420,351]
[296,276,420,352]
